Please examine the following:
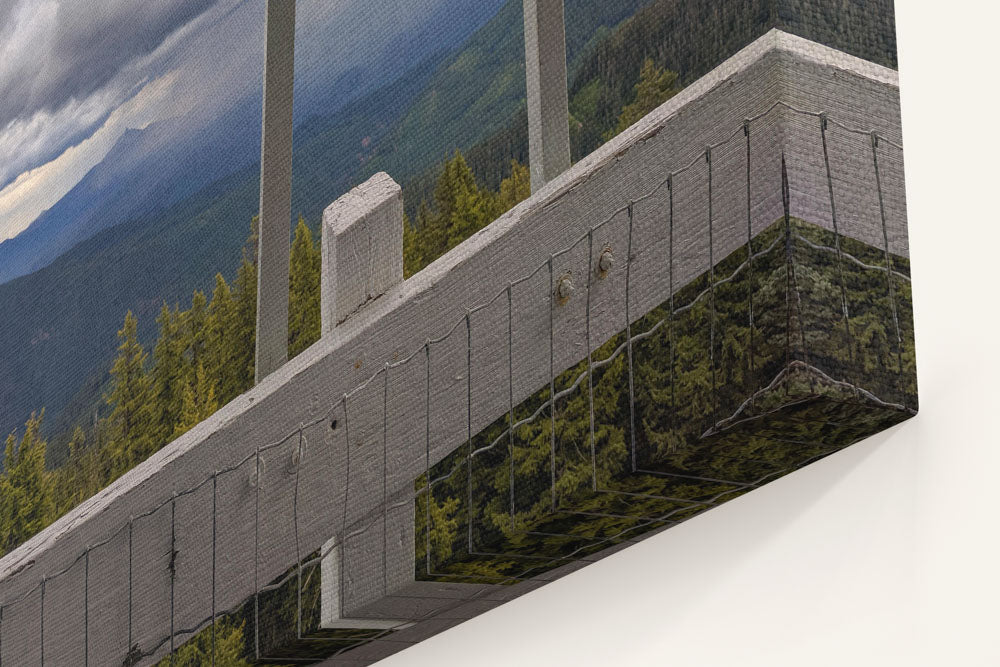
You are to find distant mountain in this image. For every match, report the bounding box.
[0,0,507,287]
[0,103,262,284]
[360,0,655,188]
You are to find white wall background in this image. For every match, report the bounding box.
[380,3,1000,665]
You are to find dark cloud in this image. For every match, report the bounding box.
[0,0,215,129]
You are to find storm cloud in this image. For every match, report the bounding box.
[0,0,495,242]
[0,0,215,131]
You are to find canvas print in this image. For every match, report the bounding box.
[0,1,914,664]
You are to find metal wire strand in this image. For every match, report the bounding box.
[253,446,260,661]
[706,148,718,423]
[819,114,859,396]
[382,366,389,598]
[211,473,217,666]
[425,341,433,576]
[667,175,676,425]
[507,283,516,526]
[871,131,907,402]
[466,311,475,554]
[625,203,638,472]
[548,256,557,511]
[83,547,89,666]
[169,494,176,666]
[294,429,304,639]
[128,518,133,656]
[585,229,597,491]
[744,121,757,407]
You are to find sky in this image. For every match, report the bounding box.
[0,0,456,243]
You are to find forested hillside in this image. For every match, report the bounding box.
[568,0,896,156]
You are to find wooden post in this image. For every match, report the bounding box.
[321,172,403,333]
[255,0,296,383]
[523,0,571,193]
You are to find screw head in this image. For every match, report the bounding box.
[598,248,615,276]
[556,274,574,303]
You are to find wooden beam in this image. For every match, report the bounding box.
[255,0,296,383]
[523,0,571,193]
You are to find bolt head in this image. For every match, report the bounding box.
[556,275,574,303]
[598,248,615,275]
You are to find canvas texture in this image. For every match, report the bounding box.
[0,2,913,665]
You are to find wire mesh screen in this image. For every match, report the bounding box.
[0,95,913,666]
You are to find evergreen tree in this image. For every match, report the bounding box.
[182,289,209,373]
[404,155,531,277]
[411,200,443,274]
[173,362,218,438]
[288,216,321,358]
[0,412,53,554]
[149,303,185,447]
[66,425,86,459]
[230,220,259,397]
[441,152,500,250]
[51,426,97,515]
[204,274,237,401]
[0,433,19,555]
[434,151,478,221]
[104,311,152,475]
[402,212,421,279]
[605,59,681,141]
[498,160,531,212]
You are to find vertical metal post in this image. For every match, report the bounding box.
[39,577,45,667]
[507,284,516,526]
[706,148,718,422]
[84,547,90,667]
[523,0,571,192]
[819,114,857,394]
[294,429,303,639]
[255,0,296,383]
[465,313,474,553]
[585,230,596,491]
[211,473,217,666]
[127,519,133,656]
[744,121,757,407]
[169,495,176,666]
[253,447,261,660]
[382,366,389,596]
[548,256,557,511]
[625,203,637,472]
[424,342,432,575]
[871,132,906,399]
[667,176,676,426]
